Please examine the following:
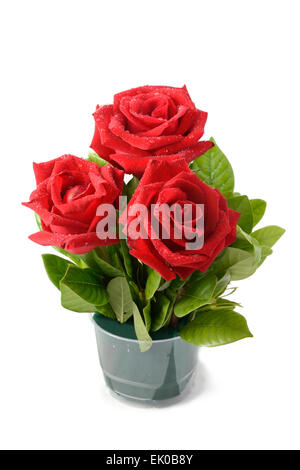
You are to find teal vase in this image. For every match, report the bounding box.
[92,313,199,402]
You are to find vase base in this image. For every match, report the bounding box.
[102,369,195,402]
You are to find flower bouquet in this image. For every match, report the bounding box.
[23,85,284,401]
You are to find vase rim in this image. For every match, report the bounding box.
[90,314,182,343]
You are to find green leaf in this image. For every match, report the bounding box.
[211,247,258,280]
[96,304,116,319]
[107,277,134,323]
[258,245,273,266]
[200,298,242,311]
[162,291,177,328]
[179,309,253,347]
[250,199,267,227]
[227,195,253,233]
[60,265,108,313]
[125,176,140,200]
[216,298,242,309]
[42,254,73,289]
[157,279,172,292]
[129,280,140,301]
[107,245,124,271]
[191,137,234,198]
[174,274,217,318]
[232,226,262,267]
[142,301,152,332]
[78,251,103,273]
[81,250,124,278]
[132,302,152,352]
[145,267,161,300]
[119,239,133,278]
[214,272,231,297]
[87,151,108,167]
[169,275,192,291]
[252,225,285,248]
[54,247,87,268]
[251,226,284,267]
[222,287,238,298]
[34,212,42,230]
[152,295,171,331]
[95,246,111,264]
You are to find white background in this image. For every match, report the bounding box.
[0,0,299,450]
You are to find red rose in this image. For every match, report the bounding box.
[91,85,213,177]
[23,155,124,254]
[120,159,240,281]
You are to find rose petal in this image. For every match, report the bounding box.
[128,238,176,281]
[93,105,149,156]
[29,230,68,247]
[109,112,183,151]
[113,85,195,111]
[64,232,119,254]
[119,96,152,133]
[109,141,213,177]
[33,160,56,185]
[154,110,208,155]
[29,230,119,253]
[173,266,196,280]
[90,125,114,160]
[136,105,187,138]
